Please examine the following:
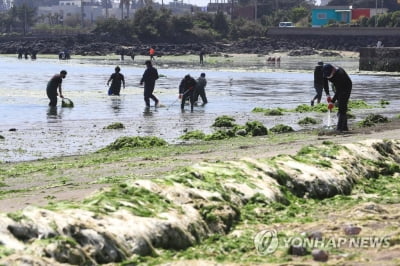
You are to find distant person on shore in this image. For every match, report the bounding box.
[311,61,330,106]
[120,49,125,61]
[199,50,205,65]
[140,60,159,108]
[31,50,37,60]
[107,66,125,96]
[149,47,155,61]
[194,73,208,105]
[130,49,136,61]
[59,50,70,60]
[323,63,352,132]
[46,70,67,107]
[17,47,23,59]
[179,74,197,112]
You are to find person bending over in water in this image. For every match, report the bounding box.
[46,70,67,107]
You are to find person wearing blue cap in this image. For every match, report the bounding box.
[311,61,330,106]
[323,63,352,132]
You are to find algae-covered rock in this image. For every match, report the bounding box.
[104,122,125,130]
[264,108,284,116]
[212,115,237,128]
[379,99,390,107]
[100,136,167,151]
[251,107,267,113]
[358,114,389,127]
[245,121,268,136]
[298,117,317,125]
[180,130,206,140]
[294,104,313,113]
[270,124,294,133]
[348,99,373,109]
[204,129,236,140]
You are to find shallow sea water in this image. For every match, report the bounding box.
[0,55,399,162]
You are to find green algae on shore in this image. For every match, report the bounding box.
[99,136,167,151]
[0,139,400,265]
[103,122,125,130]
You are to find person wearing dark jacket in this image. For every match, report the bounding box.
[140,60,159,108]
[311,61,330,106]
[194,73,208,105]
[179,74,197,111]
[323,63,352,132]
[107,66,125,96]
[46,70,67,107]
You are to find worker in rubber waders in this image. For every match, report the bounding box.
[140,60,159,108]
[179,74,197,112]
[46,70,67,107]
[323,63,352,132]
[107,66,125,96]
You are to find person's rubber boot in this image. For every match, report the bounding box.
[311,100,314,107]
[337,113,347,132]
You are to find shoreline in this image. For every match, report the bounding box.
[1,116,400,212]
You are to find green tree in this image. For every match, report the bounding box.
[230,18,265,39]
[132,6,161,41]
[12,3,36,35]
[390,11,400,27]
[214,11,229,37]
[290,6,309,23]
[154,8,173,40]
[193,12,214,29]
[93,17,135,40]
[0,11,14,32]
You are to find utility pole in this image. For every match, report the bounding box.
[375,0,377,27]
[254,0,257,23]
[106,0,109,18]
[81,0,84,28]
[23,2,27,36]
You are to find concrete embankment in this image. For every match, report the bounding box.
[1,27,400,56]
[0,139,399,264]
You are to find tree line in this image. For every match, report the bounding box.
[1,0,400,42]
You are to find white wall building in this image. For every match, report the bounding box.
[319,0,330,6]
[37,1,132,24]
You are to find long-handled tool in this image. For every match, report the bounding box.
[166,89,191,110]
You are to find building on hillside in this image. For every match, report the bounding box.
[167,1,196,15]
[38,1,108,26]
[0,0,12,10]
[206,0,259,21]
[311,6,388,27]
[319,0,329,6]
[312,6,351,27]
[37,1,195,26]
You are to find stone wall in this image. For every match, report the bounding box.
[359,47,400,71]
[267,27,400,52]
[268,27,400,72]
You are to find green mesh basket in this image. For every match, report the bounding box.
[61,98,74,108]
